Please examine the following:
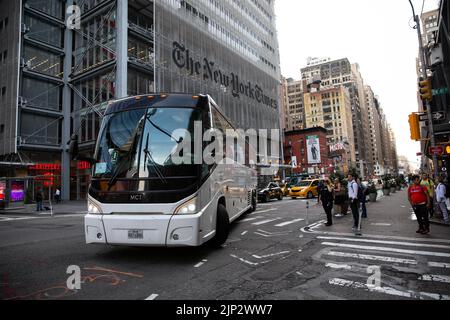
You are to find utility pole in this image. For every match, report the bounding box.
[409,0,439,178]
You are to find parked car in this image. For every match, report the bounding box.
[289,179,319,199]
[258,182,283,202]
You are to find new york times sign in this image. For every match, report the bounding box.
[172,41,278,109]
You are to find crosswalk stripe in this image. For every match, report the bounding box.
[321,242,450,258]
[317,236,450,250]
[252,218,280,226]
[326,263,352,270]
[240,216,262,222]
[274,218,304,227]
[325,251,418,265]
[329,278,450,300]
[428,262,450,269]
[419,274,450,284]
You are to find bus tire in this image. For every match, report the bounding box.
[210,204,230,248]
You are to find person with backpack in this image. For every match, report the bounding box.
[357,178,368,218]
[318,179,334,227]
[435,176,449,224]
[348,174,360,231]
[408,175,431,235]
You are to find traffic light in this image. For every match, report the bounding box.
[419,78,433,102]
[446,145,450,155]
[409,113,421,141]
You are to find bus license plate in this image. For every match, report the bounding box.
[128,230,143,240]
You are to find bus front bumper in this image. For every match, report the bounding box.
[85,213,203,247]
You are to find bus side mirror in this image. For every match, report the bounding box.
[69,134,79,161]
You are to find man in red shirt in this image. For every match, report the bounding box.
[408,175,431,235]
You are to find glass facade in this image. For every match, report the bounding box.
[23,14,63,48]
[22,76,62,111]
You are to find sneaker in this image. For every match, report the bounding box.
[352,226,357,231]
[416,229,424,234]
[335,214,344,217]
[421,229,430,235]
[325,223,332,227]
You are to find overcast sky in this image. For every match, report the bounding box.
[275,0,440,169]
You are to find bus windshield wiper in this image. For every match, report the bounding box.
[143,132,168,184]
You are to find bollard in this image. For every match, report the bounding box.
[304,200,310,230]
[355,202,362,236]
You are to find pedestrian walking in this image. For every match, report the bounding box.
[357,178,368,218]
[348,174,360,231]
[420,173,435,218]
[333,178,344,217]
[35,188,43,212]
[318,179,334,226]
[435,177,449,224]
[55,188,61,204]
[408,175,431,235]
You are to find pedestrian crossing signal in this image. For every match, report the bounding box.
[408,113,421,141]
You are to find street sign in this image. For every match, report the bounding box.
[432,112,446,121]
[429,146,444,156]
[419,112,446,122]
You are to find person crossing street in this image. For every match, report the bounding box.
[408,175,431,235]
[318,179,334,227]
[348,174,360,231]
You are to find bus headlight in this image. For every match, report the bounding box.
[175,197,198,215]
[88,202,102,214]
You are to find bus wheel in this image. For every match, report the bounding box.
[210,204,230,248]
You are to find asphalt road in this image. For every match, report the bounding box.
[0,190,449,300]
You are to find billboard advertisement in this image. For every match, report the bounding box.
[306,135,321,164]
[10,181,25,202]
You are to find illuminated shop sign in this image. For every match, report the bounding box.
[0,181,5,201]
[10,181,24,202]
[172,41,278,109]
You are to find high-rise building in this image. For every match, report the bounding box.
[303,85,356,169]
[365,85,384,174]
[0,0,281,200]
[300,58,369,175]
[283,77,304,131]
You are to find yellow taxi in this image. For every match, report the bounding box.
[289,179,319,199]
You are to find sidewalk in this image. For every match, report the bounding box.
[325,189,450,239]
[0,200,87,215]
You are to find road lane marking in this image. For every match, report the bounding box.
[256,229,291,235]
[275,218,304,227]
[317,236,450,250]
[241,231,248,236]
[252,251,290,259]
[419,274,450,284]
[325,263,352,270]
[230,254,269,266]
[325,251,417,265]
[145,294,159,300]
[428,262,450,268]
[239,216,263,222]
[370,223,392,226]
[321,242,450,258]
[253,208,278,214]
[194,259,208,268]
[252,218,280,226]
[328,278,450,300]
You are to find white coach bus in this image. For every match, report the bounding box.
[70,94,258,247]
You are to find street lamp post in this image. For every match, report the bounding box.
[409,0,439,178]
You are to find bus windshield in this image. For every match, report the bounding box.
[90,106,207,202]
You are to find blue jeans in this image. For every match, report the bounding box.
[36,201,43,211]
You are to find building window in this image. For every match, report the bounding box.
[22,77,62,110]
[23,45,62,77]
[24,15,63,48]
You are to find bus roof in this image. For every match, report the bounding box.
[105,93,210,115]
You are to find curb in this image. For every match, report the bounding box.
[430,219,450,226]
